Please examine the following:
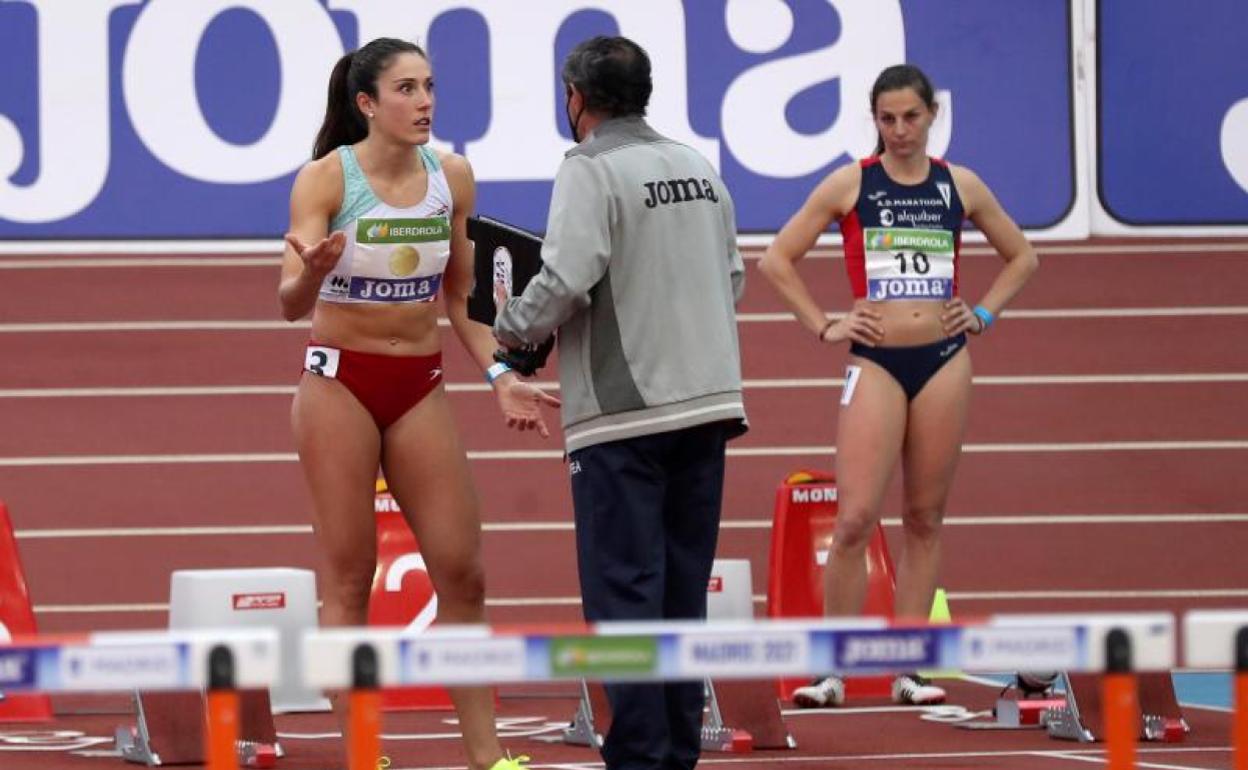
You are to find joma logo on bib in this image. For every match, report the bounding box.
[869,277,952,301]
[353,275,442,302]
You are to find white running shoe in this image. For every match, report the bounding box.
[791,676,845,708]
[891,673,946,705]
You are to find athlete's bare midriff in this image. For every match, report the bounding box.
[852,297,953,347]
[310,300,442,355]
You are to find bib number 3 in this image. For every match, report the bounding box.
[303,346,341,378]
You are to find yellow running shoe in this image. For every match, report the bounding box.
[376,757,391,770]
[487,755,531,770]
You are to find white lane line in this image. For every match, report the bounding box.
[727,441,1248,459]
[951,589,1248,601]
[954,441,1248,452]
[781,241,1248,258]
[0,320,310,332]
[1001,307,1248,319]
[741,373,1248,389]
[2,306,1247,333]
[1044,751,1214,770]
[14,514,1248,540]
[3,441,1246,467]
[0,257,279,268]
[2,239,1244,262]
[31,589,1248,615]
[0,384,508,398]
[4,373,1246,399]
[0,452,302,467]
[0,240,282,256]
[521,746,1236,767]
[936,513,1248,525]
[16,525,316,538]
[738,306,1248,322]
[32,597,585,614]
[0,385,300,398]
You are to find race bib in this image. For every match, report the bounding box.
[345,216,451,302]
[863,227,954,301]
[304,346,341,378]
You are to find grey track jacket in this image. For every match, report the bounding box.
[494,116,747,453]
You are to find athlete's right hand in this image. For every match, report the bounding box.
[820,307,884,347]
[496,378,562,438]
[285,231,346,280]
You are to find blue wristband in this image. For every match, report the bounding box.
[972,305,995,330]
[485,361,512,384]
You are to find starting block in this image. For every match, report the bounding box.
[703,679,796,751]
[701,558,794,751]
[997,696,1069,728]
[115,689,280,766]
[1046,672,1189,743]
[955,696,1069,732]
[0,500,53,723]
[120,568,318,763]
[562,559,795,754]
[956,678,1068,732]
[766,470,897,700]
[369,479,454,711]
[563,678,795,754]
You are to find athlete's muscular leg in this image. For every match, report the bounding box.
[292,374,382,625]
[382,387,503,770]
[895,349,972,619]
[825,360,908,617]
[291,374,383,733]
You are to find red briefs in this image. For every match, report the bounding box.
[303,343,443,430]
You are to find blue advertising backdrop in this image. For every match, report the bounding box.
[0,0,1079,239]
[4,0,1247,240]
[1097,0,1248,225]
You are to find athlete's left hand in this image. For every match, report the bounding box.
[942,298,984,336]
[496,378,562,437]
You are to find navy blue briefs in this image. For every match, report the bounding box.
[849,333,967,401]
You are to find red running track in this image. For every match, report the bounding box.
[0,237,1245,769]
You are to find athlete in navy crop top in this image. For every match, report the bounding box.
[760,64,1038,709]
[277,37,554,770]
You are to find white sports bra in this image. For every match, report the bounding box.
[318,144,453,304]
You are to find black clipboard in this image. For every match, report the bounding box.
[466,214,554,376]
[467,214,545,326]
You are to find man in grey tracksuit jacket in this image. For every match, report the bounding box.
[494,36,746,770]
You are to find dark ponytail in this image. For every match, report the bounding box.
[312,52,364,160]
[870,64,936,156]
[311,38,428,160]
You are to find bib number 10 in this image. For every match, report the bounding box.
[893,252,930,275]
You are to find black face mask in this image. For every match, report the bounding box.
[565,88,585,143]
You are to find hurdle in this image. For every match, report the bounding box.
[8,611,1248,767]
[0,629,277,764]
[301,612,1181,691]
[1240,627,1247,770]
[1184,610,1248,770]
[968,612,1186,744]
[348,644,382,770]
[206,646,240,770]
[299,612,1188,766]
